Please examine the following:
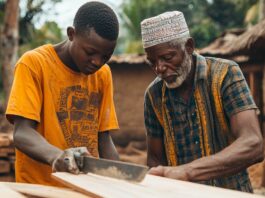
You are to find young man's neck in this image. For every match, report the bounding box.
[53,41,80,73]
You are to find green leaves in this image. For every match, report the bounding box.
[119,0,259,53]
[19,21,62,55]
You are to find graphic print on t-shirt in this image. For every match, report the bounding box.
[56,85,102,156]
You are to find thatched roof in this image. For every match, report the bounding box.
[108,20,265,65]
[200,19,265,61]
[108,54,147,64]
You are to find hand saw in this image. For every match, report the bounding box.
[75,156,149,182]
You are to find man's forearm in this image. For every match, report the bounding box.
[152,110,264,182]
[98,131,119,160]
[14,127,62,166]
[185,135,263,181]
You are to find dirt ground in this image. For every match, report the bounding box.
[0,114,265,195]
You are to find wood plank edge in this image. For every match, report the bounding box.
[52,173,102,198]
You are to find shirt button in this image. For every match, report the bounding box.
[195,141,199,144]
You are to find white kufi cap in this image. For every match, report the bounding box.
[141,11,190,48]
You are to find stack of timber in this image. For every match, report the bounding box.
[0,183,26,198]
[53,172,264,198]
[0,182,90,198]
[0,133,15,181]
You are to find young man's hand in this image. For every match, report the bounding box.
[52,147,91,174]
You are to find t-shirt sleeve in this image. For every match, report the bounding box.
[6,60,43,124]
[221,64,257,118]
[144,91,164,138]
[98,66,119,132]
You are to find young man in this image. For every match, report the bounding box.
[6,1,119,186]
[141,11,263,192]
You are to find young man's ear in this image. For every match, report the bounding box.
[67,27,75,41]
[185,37,195,55]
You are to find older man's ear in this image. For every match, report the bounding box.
[185,38,195,55]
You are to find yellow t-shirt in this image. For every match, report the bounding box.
[6,44,119,186]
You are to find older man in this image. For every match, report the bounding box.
[141,11,263,192]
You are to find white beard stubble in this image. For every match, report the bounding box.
[165,50,192,89]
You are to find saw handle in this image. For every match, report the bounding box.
[63,147,91,171]
[73,154,84,170]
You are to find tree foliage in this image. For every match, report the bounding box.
[19,21,62,55]
[0,0,62,100]
[0,1,4,25]
[206,0,258,29]
[120,0,259,53]
[0,0,63,53]
[19,0,62,50]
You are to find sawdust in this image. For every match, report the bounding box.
[93,166,133,180]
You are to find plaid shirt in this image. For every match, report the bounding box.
[144,53,257,192]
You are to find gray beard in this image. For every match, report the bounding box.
[165,50,192,89]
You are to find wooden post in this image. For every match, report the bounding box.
[261,64,265,187]
[0,0,19,107]
[262,65,265,139]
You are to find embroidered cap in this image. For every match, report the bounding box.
[141,11,190,48]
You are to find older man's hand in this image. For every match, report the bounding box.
[52,147,91,174]
[148,165,191,181]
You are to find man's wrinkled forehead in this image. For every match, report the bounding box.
[141,11,190,49]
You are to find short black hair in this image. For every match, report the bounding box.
[73,1,119,41]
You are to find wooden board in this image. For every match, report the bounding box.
[0,183,26,198]
[0,134,10,147]
[52,172,263,198]
[0,133,13,146]
[0,147,15,156]
[2,182,91,198]
[0,160,10,173]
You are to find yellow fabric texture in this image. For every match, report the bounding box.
[162,84,177,166]
[6,44,119,186]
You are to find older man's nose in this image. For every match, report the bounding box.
[155,60,166,73]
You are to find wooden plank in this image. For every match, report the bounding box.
[52,172,263,198]
[0,175,15,182]
[0,160,10,173]
[0,147,15,157]
[53,173,161,198]
[141,175,263,198]
[0,134,10,147]
[0,151,8,157]
[3,182,90,198]
[0,183,26,198]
